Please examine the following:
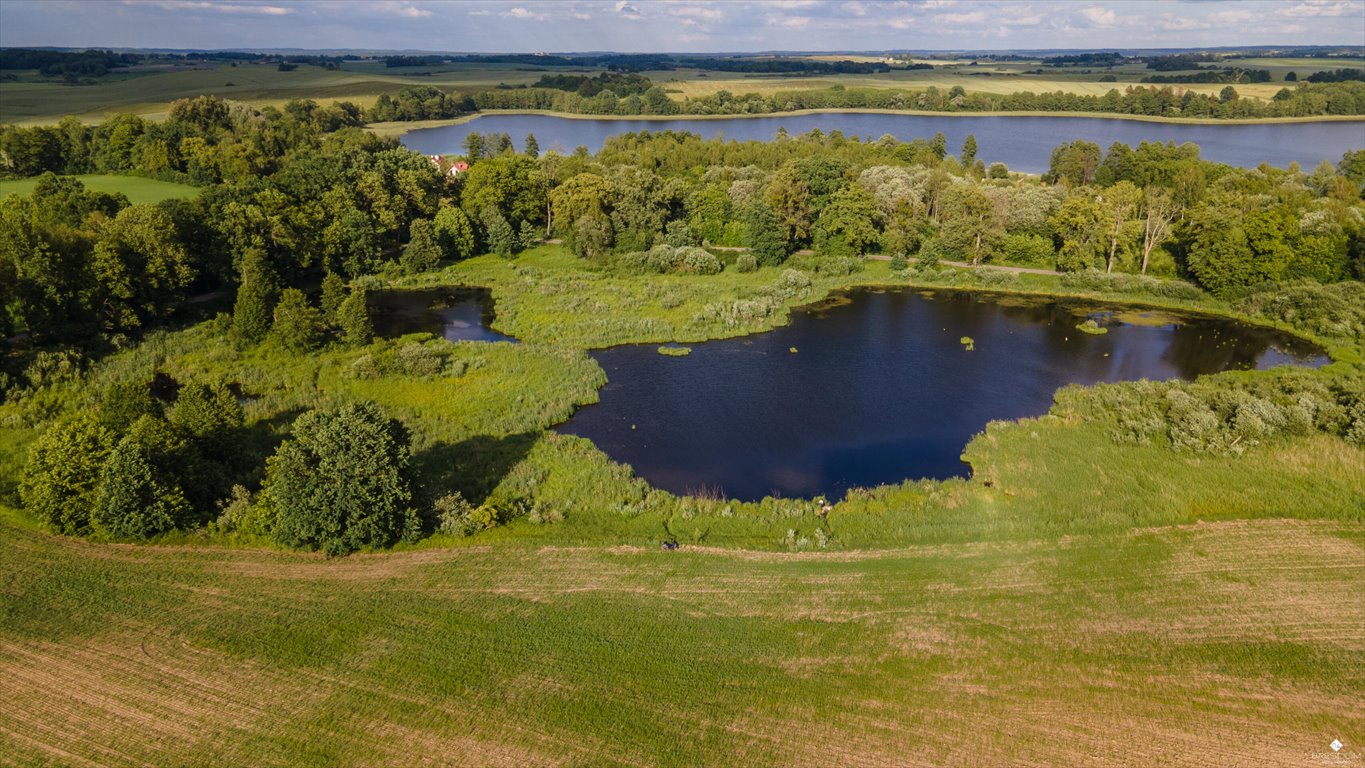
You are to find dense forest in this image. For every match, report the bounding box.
[1,93,1363,553]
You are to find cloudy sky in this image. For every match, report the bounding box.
[1,0,1362,52]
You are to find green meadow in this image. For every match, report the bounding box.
[0,173,199,204]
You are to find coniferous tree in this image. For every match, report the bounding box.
[271,288,323,352]
[320,271,347,323]
[338,288,374,347]
[232,249,277,345]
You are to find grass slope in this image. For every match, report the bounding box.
[0,174,199,205]
[1,510,1360,766]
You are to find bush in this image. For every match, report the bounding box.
[617,245,722,275]
[92,433,192,540]
[888,255,909,271]
[735,253,758,273]
[999,233,1054,266]
[20,416,116,534]
[264,401,420,555]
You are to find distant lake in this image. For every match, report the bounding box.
[557,290,1327,501]
[401,112,1365,174]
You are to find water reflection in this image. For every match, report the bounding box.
[369,287,515,343]
[558,289,1326,501]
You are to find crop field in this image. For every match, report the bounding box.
[1,54,1354,124]
[0,174,199,204]
[2,455,1361,767]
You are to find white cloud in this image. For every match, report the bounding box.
[1207,9,1255,23]
[1079,5,1116,26]
[505,6,547,20]
[938,10,986,23]
[129,0,292,15]
[667,4,722,20]
[615,0,643,19]
[921,0,957,8]
[1275,0,1361,17]
[398,5,431,18]
[775,15,812,27]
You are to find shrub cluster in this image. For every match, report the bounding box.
[1059,270,1207,301]
[1056,370,1365,455]
[615,244,723,275]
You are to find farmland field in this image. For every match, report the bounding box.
[0,54,1358,124]
[2,491,1361,766]
[0,174,199,204]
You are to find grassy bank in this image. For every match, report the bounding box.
[0,174,200,204]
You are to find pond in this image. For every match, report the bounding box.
[368,287,514,343]
[555,290,1327,501]
[401,112,1365,174]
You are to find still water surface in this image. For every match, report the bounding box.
[374,287,1327,501]
[401,112,1365,173]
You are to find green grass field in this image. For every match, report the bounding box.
[1,245,1362,765]
[2,54,1357,124]
[0,174,199,204]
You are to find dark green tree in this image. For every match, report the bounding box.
[961,134,978,166]
[463,132,485,163]
[265,401,418,555]
[524,133,539,158]
[401,218,442,274]
[271,288,323,352]
[433,206,477,260]
[745,203,789,266]
[320,271,347,323]
[930,132,947,161]
[481,207,517,257]
[92,433,191,540]
[338,288,374,347]
[232,249,277,345]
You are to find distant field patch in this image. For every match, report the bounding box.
[0,174,199,204]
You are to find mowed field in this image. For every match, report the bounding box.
[0,174,199,204]
[3,55,1361,124]
[1,511,1361,767]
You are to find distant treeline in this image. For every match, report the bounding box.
[528,72,654,97]
[1045,52,1125,68]
[385,53,892,74]
[1147,53,1222,71]
[459,80,1365,120]
[1143,68,1273,84]
[1307,68,1365,83]
[0,48,139,78]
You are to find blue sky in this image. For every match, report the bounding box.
[1,0,1362,52]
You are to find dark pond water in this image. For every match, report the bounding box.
[369,287,515,343]
[401,112,1364,174]
[556,290,1327,501]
